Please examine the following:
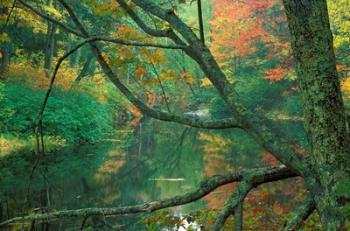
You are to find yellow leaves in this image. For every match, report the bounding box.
[98,95,106,103]
[41,5,63,19]
[201,77,212,87]
[149,50,167,64]
[197,132,232,154]
[101,52,110,65]
[0,33,10,42]
[341,77,350,98]
[140,69,178,87]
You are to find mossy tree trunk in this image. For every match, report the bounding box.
[283,0,350,230]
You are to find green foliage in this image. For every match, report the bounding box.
[0,81,113,144]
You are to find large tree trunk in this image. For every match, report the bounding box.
[283,0,350,230]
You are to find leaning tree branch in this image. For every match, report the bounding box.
[197,0,205,44]
[130,0,307,176]
[115,0,186,46]
[17,0,242,130]
[24,0,306,173]
[87,36,186,50]
[211,181,252,231]
[0,165,297,227]
[56,0,244,130]
[282,196,315,231]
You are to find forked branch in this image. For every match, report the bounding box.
[282,196,315,231]
[0,165,296,227]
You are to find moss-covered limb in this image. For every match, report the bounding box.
[128,0,306,175]
[115,0,186,46]
[234,202,243,231]
[211,181,252,231]
[282,196,315,231]
[19,1,242,130]
[21,0,305,174]
[0,166,297,227]
[58,0,245,131]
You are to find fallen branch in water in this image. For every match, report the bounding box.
[0,165,296,227]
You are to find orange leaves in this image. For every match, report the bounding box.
[142,49,167,65]
[94,0,122,17]
[272,202,284,215]
[115,25,144,41]
[263,65,287,81]
[129,106,142,127]
[209,0,285,72]
[135,66,146,79]
[180,70,196,85]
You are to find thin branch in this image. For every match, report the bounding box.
[149,62,171,113]
[80,216,89,231]
[22,0,305,177]
[89,36,186,49]
[54,0,244,130]
[0,166,296,227]
[17,0,82,37]
[0,0,17,33]
[197,0,205,44]
[15,0,239,130]
[133,0,307,176]
[115,0,186,46]
[131,0,198,44]
[282,196,315,231]
[234,202,243,231]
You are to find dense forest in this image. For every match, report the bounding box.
[0,0,349,230]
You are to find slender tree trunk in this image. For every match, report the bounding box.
[44,0,57,75]
[74,55,93,83]
[0,47,10,76]
[283,0,350,230]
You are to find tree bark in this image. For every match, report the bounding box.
[44,0,57,75]
[74,54,93,83]
[0,47,10,76]
[283,0,350,230]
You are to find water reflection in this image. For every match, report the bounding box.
[0,117,303,230]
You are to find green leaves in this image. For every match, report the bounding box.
[0,81,113,144]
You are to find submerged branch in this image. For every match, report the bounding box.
[0,166,296,227]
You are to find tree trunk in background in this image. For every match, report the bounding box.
[0,47,9,76]
[283,0,350,229]
[74,54,93,83]
[44,0,57,75]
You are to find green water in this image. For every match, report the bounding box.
[0,119,207,230]
[0,117,305,230]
